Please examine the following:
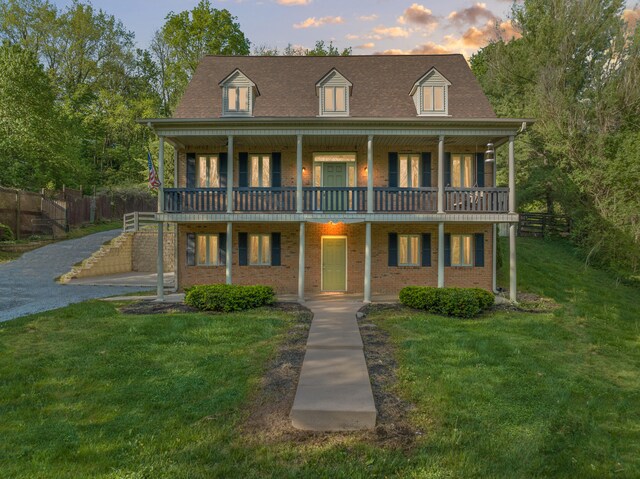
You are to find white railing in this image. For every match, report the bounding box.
[123,212,157,232]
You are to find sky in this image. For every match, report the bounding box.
[50,0,640,57]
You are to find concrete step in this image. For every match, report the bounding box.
[290,348,376,431]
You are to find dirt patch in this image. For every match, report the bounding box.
[494,292,561,314]
[242,302,419,451]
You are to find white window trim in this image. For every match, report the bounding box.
[451,234,474,267]
[249,233,271,266]
[196,233,221,266]
[250,154,271,188]
[316,69,352,118]
[196,154,220,188]
[410,67,451,117]
[312,152,357,187]
[219,69,258,118]
[399,154,420,189]
[450,153,476,188]
[399,234,420,266]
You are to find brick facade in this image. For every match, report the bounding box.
[176,221,493,296]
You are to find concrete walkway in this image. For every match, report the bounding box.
[290,299,377,431]
[0,230,158,322]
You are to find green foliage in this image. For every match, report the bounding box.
[253,40,352,57]
[471,0,640,278]
[307,40,352,57]
[185,284,275,312]
[399,286,494,318]
[0,223,14,241]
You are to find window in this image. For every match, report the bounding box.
[323,86,346,113]
[399,154,420,188]
[197,155,219,188]
[399,235,420,266]
[227,86,250,112]
[250,154,271,187]
[422,86,445,113]
[196,234,220,266]
[411,68,450,116]
[451,154,473,187]
[249,234,271,265]
[451,234,473,266]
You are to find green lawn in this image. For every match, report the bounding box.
[1,237,638,478]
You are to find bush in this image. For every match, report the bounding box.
[399,286,494,319]
[0,223,14,241]
[184,284,275,312]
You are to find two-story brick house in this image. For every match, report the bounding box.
[145,55,527,303]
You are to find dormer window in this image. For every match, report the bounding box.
[411,68,450,117]
[219,69,258,117]
[316,69,352,117]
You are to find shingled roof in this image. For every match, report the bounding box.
[173,54,496,120]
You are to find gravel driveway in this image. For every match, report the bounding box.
[0,230,151,322]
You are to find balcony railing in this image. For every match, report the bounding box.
[163,187,510,214]
[303,187,367,212]
[444,187,509,213]
[374,187,437,212]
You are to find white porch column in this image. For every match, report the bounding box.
[508,135,515,214]
[438,221,445,288]
[437,135,445,214]
[364,222,372,303]
[367,135,374,214]
[226,222,232,285]
[509,223,517,302]
[296,134,303,214]
[156,136,165,301]
[298,222,305,302]
[492,224,498,293]
[227,135,234,214]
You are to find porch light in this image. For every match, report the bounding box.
[484,142,495,163]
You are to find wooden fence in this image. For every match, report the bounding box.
[518,212,571,237]
[0,186,156,239]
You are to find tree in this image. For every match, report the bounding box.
[253,41,351,56]
[307,40,351,56]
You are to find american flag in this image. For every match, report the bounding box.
[147,152,161,189]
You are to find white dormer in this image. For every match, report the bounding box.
[410,68,451,117]
[316,69,352,117]
[219,69,259,117]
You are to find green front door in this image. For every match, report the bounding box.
[322,237,347,291]
[322,163,347,211]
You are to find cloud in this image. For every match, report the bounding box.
[276,0,311,5]
[345,33,359,40]
[370,25,410,38]
[293,16,344,29]
[355,42,375,49]
[447,2,496,26]
[398,3,438,26]
[623,8,640,31]
[359,14,378,22]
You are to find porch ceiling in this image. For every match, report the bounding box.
[169,133,509,150]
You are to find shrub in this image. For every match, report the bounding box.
[399,286,494,319]
[185,284,275,312]
[0,223,14,241]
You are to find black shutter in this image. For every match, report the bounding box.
[218,232,226,265]
[444,233,451,266]
[219,153,228,188]
[271,152,281,187]
[474,233,485,267]
[388,152,398,187]
[476,153,485,187]
[186,233,196,266]
[271,232,281,266]
[444,152,451,186]
[421,152,431,187]
[239,152,249,187]
[421,233,431,267]
[186,153,196,188]
[388,232,398,267]
[238,232,248,266]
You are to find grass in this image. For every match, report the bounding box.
[0,250,21,264]
[65,220,122,240]
[1,237,638,478]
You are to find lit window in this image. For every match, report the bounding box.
[451,234,473,266]
[196,234,219,266]
[249,234,271,265]
[422,85,445,113]
[399,154,420,188]
[399,235,420,266]
[250,154,271,187]
[324,86,346,112]
[197,155,219,188]
[227,86,249,112]
[451,154,473,187]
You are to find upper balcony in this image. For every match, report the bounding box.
[163,186,509,214]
